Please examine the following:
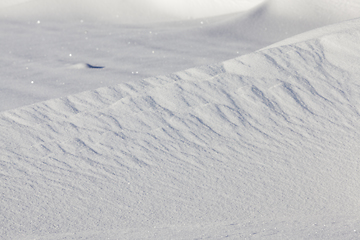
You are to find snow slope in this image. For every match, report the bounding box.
[1,0,360,111]
[2,16,360,239]
[203,0,360,43]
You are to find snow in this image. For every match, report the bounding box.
[1,0,359,112]
[1,0,360,239]
[0,0,264,22]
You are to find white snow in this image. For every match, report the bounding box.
[0,0,264,22]
[1,0,360,111]
[1,0,360,239]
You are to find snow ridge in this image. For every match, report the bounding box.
[2,19,360,239]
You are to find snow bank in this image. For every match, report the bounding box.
[1,18,360,239]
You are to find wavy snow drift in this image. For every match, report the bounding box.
[1,18,360,239]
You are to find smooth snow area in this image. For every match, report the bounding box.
[0,0,264,22]
[1,0,360,239]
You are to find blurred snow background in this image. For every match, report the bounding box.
[0,0,264,22]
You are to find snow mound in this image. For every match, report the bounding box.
[1,18,360,239]
[68,63,104,69]
[204,0,360,43]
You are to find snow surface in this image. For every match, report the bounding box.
[1,0,360,239]
[0,0,264,22]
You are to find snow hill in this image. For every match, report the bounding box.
[1,0,360,239]
[206,0,360,43]
[2,16,360,239]
[1,0,360,111]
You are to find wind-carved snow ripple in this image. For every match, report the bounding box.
[0,35,358,176]
[1,26,360,237]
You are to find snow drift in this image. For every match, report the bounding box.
[2,0,360,239]
[1,0,360,112]
[1,16,360,239]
